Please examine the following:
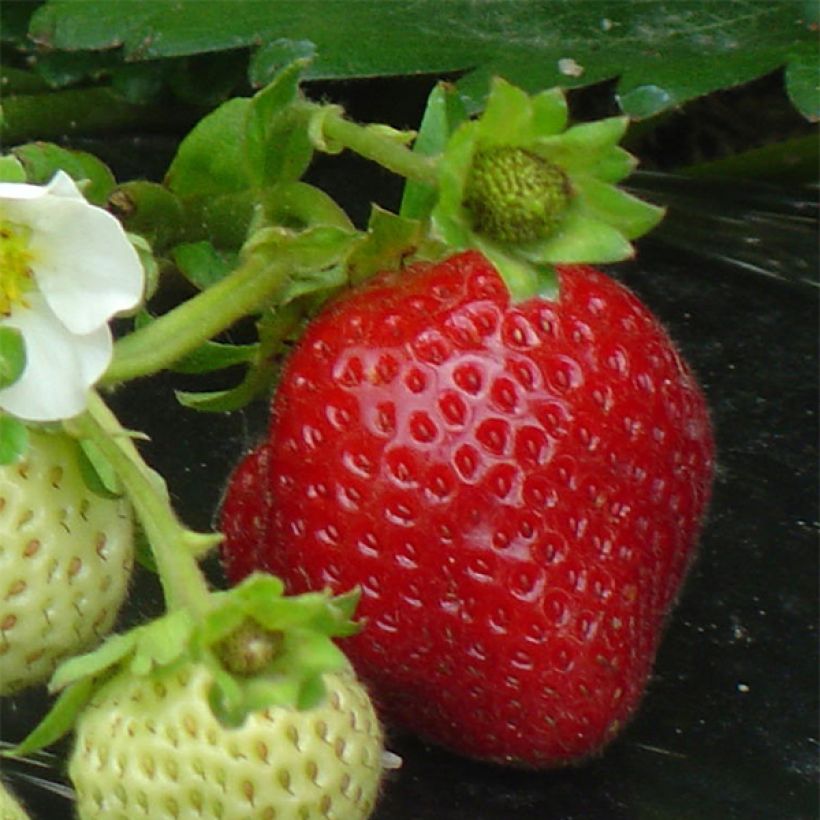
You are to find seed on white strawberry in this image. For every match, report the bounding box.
[69,661,384,820]
[0,431,134,695]
[0,777,30,819]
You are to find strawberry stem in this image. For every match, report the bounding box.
[66,392,218,616]
[103,251,290,385]
[305,103,439,187]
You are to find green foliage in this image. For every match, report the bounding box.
[12,143,115,205]
[24,0,818,120]
[0,327,27,391]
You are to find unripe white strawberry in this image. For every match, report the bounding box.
[0,431,134,695]
[69,661,384,819]
[0,778,30,820]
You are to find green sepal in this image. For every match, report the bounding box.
[133,524,158,573]
[175,301,303,414]
[476,240,559,302]
[260,181,354,232]
[49,631,137,693]
[518,211,634,265]
[243,59,313,187]
[49,608,194,692]
[431,76,662,301]
[0,327,26,390]
[126,232,159,304]
[110,181,184,252]
[400,82,469,221]
[76,437,123,499]
[0,155,26,183]
[129,608,195,676]
[573,176,665,240]
[347,206,427,285]
[533,117,630,172]
[171,340,258,375]
[11,143,115,205]
[0,414,28,465]
[3,678,96,758]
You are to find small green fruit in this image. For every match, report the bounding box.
[69,661,384,819]
[0,431,134,695]
[463,146,571,243]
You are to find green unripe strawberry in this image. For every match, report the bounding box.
[0,779,30,820]
[69,661,384,820]
[462,146,571,243]
[0,431,134,695]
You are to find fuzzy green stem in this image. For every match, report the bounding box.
[66,392,216,615]
[307,104,439,187]
[103,252,291,385]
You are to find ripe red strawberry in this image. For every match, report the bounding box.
[220,250,714,766]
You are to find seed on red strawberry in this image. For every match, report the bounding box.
[221,249,714,766]
[0,431,134,695]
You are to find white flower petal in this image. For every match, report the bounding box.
[1,174,144,335]
[44,169,88,201]
[0,181,50,201]
[0,295,112,422]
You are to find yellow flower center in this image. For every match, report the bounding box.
[0,218,35,316]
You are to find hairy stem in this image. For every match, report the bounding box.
[103,253,290,384]
[308,104,439,187]
[67,392,218,615]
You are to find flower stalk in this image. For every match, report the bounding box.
[66,391,218,616]
[103,252,290,384]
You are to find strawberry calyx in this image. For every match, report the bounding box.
[6,574,362,756]
[429,77,665,301]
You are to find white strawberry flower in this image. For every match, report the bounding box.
[0,170,143,421]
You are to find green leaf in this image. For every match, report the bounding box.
[785,40,820,121]
[165,97,252,197]
[4,678,95,758]
[12,143,115,205]
[0,326,26,390]
[400,82,468,221]
[0,415,28,465]
[29,1,818,118]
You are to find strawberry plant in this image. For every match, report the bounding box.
[2,14,809,808]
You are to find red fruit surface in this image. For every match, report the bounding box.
[220,250,715,766]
